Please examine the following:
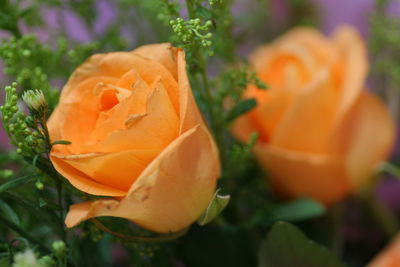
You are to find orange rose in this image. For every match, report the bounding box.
[48,44,220,233]
[233,26,395,205]
[367,235,400,267]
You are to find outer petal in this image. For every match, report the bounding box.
[50,155,126,196]
[331,25,368,126]
[367,235,400,267]
[65,124,220,233]
[254,144,351,205]
[133,43,178,80]
[176,49,204,133]
[52,148,160,192]
[331,91,396,187]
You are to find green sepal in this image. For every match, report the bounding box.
[197,188,230,226]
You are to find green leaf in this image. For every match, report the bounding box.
[259,222,345,267]
[0,199,20,225]
[269,198,325,223]
[0,175,34,195]
[197,189,230,226]
[225,98,257,122]
[377,162,400,178]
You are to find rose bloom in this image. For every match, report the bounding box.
[367,235,400,267]
[48,44,220,233]
[233,26,395,205]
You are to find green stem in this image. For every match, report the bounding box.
[366,195,399,238]
[200,68,213,104]
[185,0,196,18]
[56,179,66,241]
[330,203,344,258]
[359,175,399,238]
[27,156,66,240]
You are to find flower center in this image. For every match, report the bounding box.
[93,82,131,111]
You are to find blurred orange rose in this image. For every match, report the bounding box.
[233,26,395,205]
[367,235,400,267]
[48,44,220,233]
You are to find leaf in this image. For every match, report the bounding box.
[2,192,62,237]
[377,162,400,178]
[225,98,257,122]
[259,222,345,267]
[197,189,230,226]
[0,175,34,195]
[0,199,20,225]
[247,198,325,228]
[269,198,325,223]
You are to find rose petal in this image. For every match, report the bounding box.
[115,68,140,90]
[270,69,339,154]
[83,81,179,153]
[50,155,127,196]
[177,49,204,134]
[59,49,179,113]
[48,76,119,155]
[84,72,152,146]
[331,91,396,187]
[133,43,178,80]
[254,144,351,205]
[65,124,220,233]
[245,28,336,142]
[52,148,160,192]
[97,51,180,112]
[331,25,368,126]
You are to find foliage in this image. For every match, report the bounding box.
[258,222,345,267]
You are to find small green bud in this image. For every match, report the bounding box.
[51,240,67,257]
[35,180,44,190]
[38,255,55,266]
[0,169,13,179]
[22,49,31,57]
